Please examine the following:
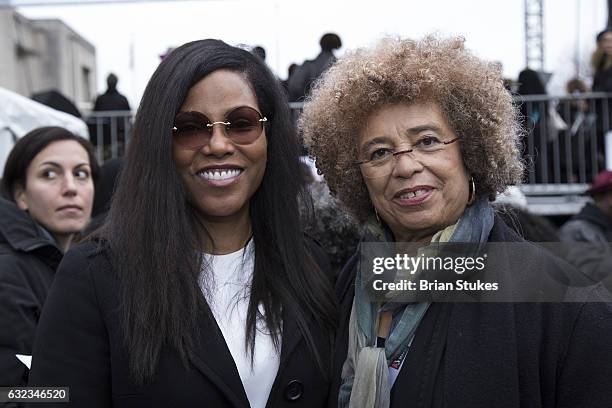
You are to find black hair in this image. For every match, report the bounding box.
[103,39,336,383]
[495,205,559,242]
[320,33,342,52]
[251,45,266,61]
[596,28,612,43]
[106,73,118,89]
[1,126,99,200]
[517,68,546,95]
[91,158,123,217]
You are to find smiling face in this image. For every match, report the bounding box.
[14,140,94,248]
[357,102,470,242]
[172,69,267,227]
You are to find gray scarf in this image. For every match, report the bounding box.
[338,198,495,408]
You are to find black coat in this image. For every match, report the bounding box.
[28,241,334,407]
[332,215,612,408]
[0,198,62,386]
[287,51,336,102]
[559,203,612,292]
[93,88,131,112]
[593,66,612,93]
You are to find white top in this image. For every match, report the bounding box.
[201,241,280,408]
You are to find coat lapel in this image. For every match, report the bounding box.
[279,306,308,368]
[266,306,316,406]
[190,306,250,408]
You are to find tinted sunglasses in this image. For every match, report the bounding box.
[172,106,267,149]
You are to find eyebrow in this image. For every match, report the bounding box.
[360,122,444,152]
[178,105,257,118]
[39,161,90,169]
[39,161,62,168]
[360,137,391,153]
[404,123,444,135]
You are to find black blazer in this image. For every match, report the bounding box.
[28,242,334,407]
[332,216,612,408]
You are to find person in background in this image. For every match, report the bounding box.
[300,161,360,275]
[301,35,612,407]
[591,29,612,180]
[93,73,131,112]
[557,78,598,182]
[282,63,299,95]
[493,186,560,243]
[251,45,266,62]
[0,126,97,387]
[516,68,551,183]
[28,39,336,407]
[592,28,612,92]
[288,33,342,102]
[82,158,123,236]
[91,73,132,157]
[560,170,612,292]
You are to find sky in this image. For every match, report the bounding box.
[15,0,609,109]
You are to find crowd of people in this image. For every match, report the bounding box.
[508,28,612,184]
[0,32,611,408]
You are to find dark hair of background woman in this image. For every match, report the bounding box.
[1,126,99,200]
[102,39,337,383]
[517,68,546,96]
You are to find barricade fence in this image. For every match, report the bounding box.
[85,111,133,163]
[516,92,611,185]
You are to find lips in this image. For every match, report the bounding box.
[198,168,243,181]
[393,186,434,206]
[56,205,83,212]
[195,164,244,185]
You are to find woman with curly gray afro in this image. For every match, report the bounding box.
[302,36,523,222]
[301,36,612,408]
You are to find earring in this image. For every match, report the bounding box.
[467,176,476,206]
[374,208,381,224]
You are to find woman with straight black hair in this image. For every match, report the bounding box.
[28,39,336,407]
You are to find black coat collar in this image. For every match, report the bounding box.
[0,197,62,267]
[190,306,251,407]
[188,286,315,408]
[573,202,612,231]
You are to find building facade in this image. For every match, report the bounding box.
[0,8,96,111]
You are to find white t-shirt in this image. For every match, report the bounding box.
[201,241,280,408]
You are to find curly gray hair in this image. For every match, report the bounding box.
[300,35,524,221]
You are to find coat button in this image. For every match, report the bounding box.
[284,379,303,401]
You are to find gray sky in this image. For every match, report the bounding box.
[17,0,608,108]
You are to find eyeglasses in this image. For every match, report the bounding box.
[172,106,267,149]
[355,136,460,178]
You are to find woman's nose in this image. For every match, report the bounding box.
[62,174,78,196]
[392,151,425,178]
[202,124,235,157]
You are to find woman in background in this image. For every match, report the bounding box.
[0,126,97,386]
[592,29,612,92]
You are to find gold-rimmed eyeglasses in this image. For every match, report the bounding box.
[172,106,267,150]
[355,136,460,178]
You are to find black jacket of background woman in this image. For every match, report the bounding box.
[0,197,62,387]
[28,240,334,407]
[331,215,612,408]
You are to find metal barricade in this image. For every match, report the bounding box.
[85,110,133,163]
[515,92,610,185]
[512,92,611,214]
